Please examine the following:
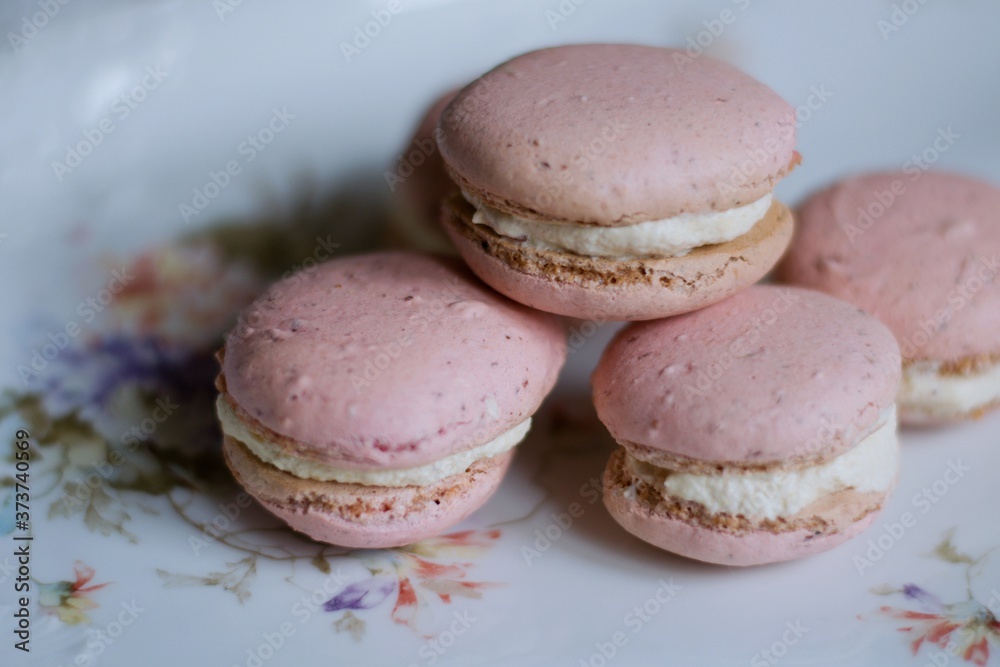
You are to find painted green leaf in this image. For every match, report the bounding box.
[311,552,331,574]
[932,529,975,564]
[333,611,365,642]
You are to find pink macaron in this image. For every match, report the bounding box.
[438,43,799,321]
[777,170,1000,425]
[217,252,566,548]
[386,89,460,254]
[592,285,901,566]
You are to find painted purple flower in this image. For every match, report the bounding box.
[25,333,223,458]
[326,530,504,639]
[324,577,397,612]
[903,583,945,612]
[33,335,214,418]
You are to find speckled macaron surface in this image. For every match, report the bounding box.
[593,285,902,566]
[217,251,566,547]
[778,171,1000,363]
[439,43,797,225]
[777,171,1000,424]
[220,252,565,470]
[437,43,798,321]
[593,286,900,464]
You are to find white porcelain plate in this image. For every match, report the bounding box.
[2,1,999,665]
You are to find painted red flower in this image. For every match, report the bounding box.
[325,529,503,638]
[38,562,109,625]
[878,585,1000,666]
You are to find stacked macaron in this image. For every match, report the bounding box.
[778,171,1000,425]
[218,43,995,565]
[385,89,460,254]
[217,252,565,547]
[592,286,902,566]
[437,44,799,321]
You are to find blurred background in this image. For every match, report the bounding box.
[3,0,999,254]
[5,0,1000,388]
[2,3,999,666]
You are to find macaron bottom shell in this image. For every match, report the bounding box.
[223,436,513,549]
[442,195,793,321]
[602,449,892,567]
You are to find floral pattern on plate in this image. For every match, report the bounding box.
[326,530,503,639]
[1,228,508,642]
[37,561,109,625]
[871,531,1000,665]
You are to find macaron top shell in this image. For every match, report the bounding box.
[779,171,1000,363]
[395,88,459,222]
[221,252,566,470]
[439,44,796,226]
[592,285,900,464]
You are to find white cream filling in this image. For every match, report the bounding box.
[463,191,772,259]
[217,396,529,487]
[626,408,899,520]
[900,360,1000,419]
